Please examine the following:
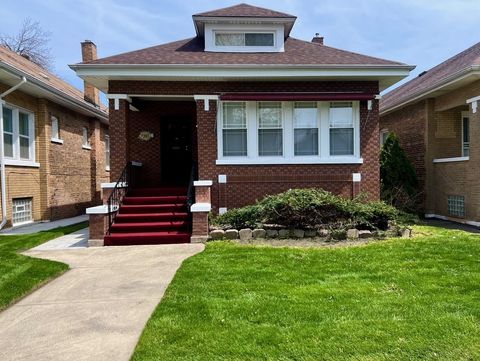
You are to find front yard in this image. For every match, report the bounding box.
[0,222,87,311]
[133,226,480,360]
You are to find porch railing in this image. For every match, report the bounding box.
[187,163,196,208]
[106,161,142,234]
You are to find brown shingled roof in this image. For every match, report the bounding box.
[193,3,295,18]
[80,37,405,66]
[0,45,107,113]
[381,42,480,112]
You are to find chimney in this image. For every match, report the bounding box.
[311,33,324,45]
[81,40,100,106]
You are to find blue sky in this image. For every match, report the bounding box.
[1,0,479,98]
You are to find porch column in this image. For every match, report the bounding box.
[190,180,212,243]
[109,97,130,180]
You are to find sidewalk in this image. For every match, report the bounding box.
[0,242,204,361]
[0,215,88,235]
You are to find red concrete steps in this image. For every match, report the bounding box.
[105,186,191,246]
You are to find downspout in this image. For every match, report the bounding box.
[0,76,27,229]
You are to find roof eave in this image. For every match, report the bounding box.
[380,65,480,115]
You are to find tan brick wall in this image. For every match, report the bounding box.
[0,82,108,226]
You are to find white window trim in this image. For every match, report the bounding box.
[82,126,91,150]
[380,128,389,146]
[105,134,110,171]
[204,23,285,53]
[50,116,63,144]
[216,100,362,165]
[2,103,37,167]
[461,112,469,157]
[433,156,469,163]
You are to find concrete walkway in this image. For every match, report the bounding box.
[0,243,204,361]
[0,214,88,235]
[30,227,89,250]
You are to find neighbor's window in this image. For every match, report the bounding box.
[215,32,274,47]
[447,195,465,217]
[2,105,35,162]
[51,116,60,140]
[12,198,33,225]
[294,102,318,156]
[105,135,110,170]
[258,102,283,156]
[462,116,469,157]
[380,129,390,147]
[329,102,354,156]
[82,127,90,148]
[222,102,247,156]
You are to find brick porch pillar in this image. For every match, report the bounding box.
[109,98,130,180]
[190,180,212,243]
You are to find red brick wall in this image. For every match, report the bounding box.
[109,80,380,210]
[380,101,427,198]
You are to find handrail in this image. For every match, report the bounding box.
[106,161,142,234]
[187,163,196,207]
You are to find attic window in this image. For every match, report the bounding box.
[215,32,274,47]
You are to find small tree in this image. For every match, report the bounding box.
[0,18,52,70]
[380,132,419,212]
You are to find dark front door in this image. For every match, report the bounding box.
[161,118,192,185]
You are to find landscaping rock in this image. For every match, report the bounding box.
[358,230,373,239]
[278,229,289,238]
[400,228,412,238]
[293,229,305,238]
[305,229,317,238]
[252,229,267,239]
[239,228,253,241]
[224,229,239,239]
[266,229,278,238]
[317,229,330,238]
[347,228,359,239]
[210,230,225,240]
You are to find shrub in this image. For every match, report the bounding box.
[380,132,420,212]
[211,188,409,231]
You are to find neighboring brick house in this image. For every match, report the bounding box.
[380,42,480,226]
[0,42,109,228]
[72,3,413,245]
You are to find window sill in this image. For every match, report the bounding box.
[105,166,110,172]
[82,144,92,150]
[433,156,469,163]
[4,159,40,168]
[216,157,363,165]
[51,138,64,144]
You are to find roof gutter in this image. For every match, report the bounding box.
[0,76,27,230]
[381,65,480,115]
[0,61,107,121]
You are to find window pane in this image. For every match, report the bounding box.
[223,103,246,128]
[245,33,274,46]
[3,108,13,132]
[223,129,247,156]
[330,102,353,127]
[258,102,282,128]
[294,129,318,156]
[215,33,243,46]
[294,102,317,128]
[51,117,59,139]
[20,137,30,159]
[330,128,354,156]
[4,134,13,157]
[463,118,469,143]
[19,113,29,136]
[259,129,282,156]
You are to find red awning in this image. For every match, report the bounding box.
[219,92,375,101]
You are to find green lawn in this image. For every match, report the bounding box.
[133,226,480,361]
[0,222,87,311]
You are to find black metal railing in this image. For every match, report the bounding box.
[187,163,196,208]
[107,161,142,234]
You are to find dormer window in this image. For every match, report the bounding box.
[215,32,275,47]
[204,24,284,53]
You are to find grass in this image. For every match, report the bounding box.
[132,225,480,361]
[0,221,87,311]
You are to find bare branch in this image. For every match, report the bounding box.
[0,18,53,70]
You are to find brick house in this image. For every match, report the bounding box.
[380,42,480,226]
[0,42,109,228]
[72,3,413,245]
